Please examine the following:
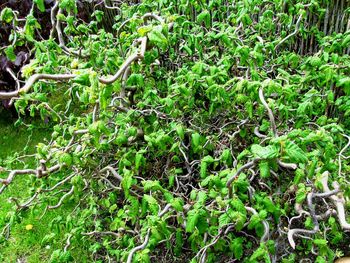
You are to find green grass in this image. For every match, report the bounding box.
[0,110,89,262]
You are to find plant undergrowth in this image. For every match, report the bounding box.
[0,0,350,262]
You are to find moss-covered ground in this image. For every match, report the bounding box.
[0,110,89,262]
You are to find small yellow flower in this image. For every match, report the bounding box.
[25,224,33,231]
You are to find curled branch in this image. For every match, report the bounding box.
[226,158,261,198]
[246,206,270,242]
[338,134,350,177]
[158,203,172,217]
[0,74,76,99]
[277,160,297,170]
[254,126,267,139]
[48,186,75,209]
[275,14,303,51]
[288,228,317,249]
[99,36,147,84]
[9,191,39,210]
[100,166,123,181]
[320,172,350,229]
[288,175,345,249]
[126,228,151,263]
[259,87,277,137]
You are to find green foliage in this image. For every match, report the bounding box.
[0,7,14,23]
[1,0,350,262]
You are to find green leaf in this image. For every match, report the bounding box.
[170,198,183,212]
[135,152,144,170]
[284,141,308,163]
[127,73,144,87]
[250,244,267,261]
[197,10,211,27]
[296,183,307,204]
[202,155,215,163]
[59,153,73,166]
[200,161,208,178]
[219,213,231,227]
[182,45,193,56]
[0,7,14,23]
[148,28,168,49]
[220,149,231,163]
[136,249,151,263]
[248,213,261,229]
[99,85,113,109]
[121,172,133,197]
[196,210,208,234]
[34,0,45,12]
[293,169,305,184]
[143,195,159,215]
[313,239,328,246]
[138,25,153,36]
[251,144,279,159]
[24,14,41,41]
[73,73,90,86]
[196,191,207,207]
[77,24,90,34]
[186,210,199,233]
[174,229,184,256]
[231,238,244,260]
[176,125,185,140]
[142,180,163,192]
[342,34,350,47]
[191,132,201,152]
[59,0,77,13]
[259,161,270,178]
[4,46,16,62]
[201,175,214,187]
[337,77,350,94]
[230,198,247,216]
[232,211,246,231]
[92,10,104,23]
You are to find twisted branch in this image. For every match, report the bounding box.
[288,172,348,249]
[226,158,261,198]
[126,228,151,263]
[275,14,303,51]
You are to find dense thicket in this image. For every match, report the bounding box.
[1,0,350,262]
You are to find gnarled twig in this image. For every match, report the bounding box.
[226,158,261,198]
[126,228,151,263]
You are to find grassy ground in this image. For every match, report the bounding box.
[0,110,89,262]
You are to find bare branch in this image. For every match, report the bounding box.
[9,191,39,209]
[64,234,73,252]
[100,166,123,181]
[158,203,172,217]
[48,186,75,209]
[42,173,76,192]
[0,74,76,99]
[259,87,277,137]
[275,14,303,51]
[254,126,267,139]
[226,158,261,198]
[320,172,350,229]
[277,160,297,170]
[246,206,270,242]
[99,37,147,84]
[288,228,317,249]
[126,228,151,263]
[6,67,20,90]
[338,133,350,177]
[142,13,165,24]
